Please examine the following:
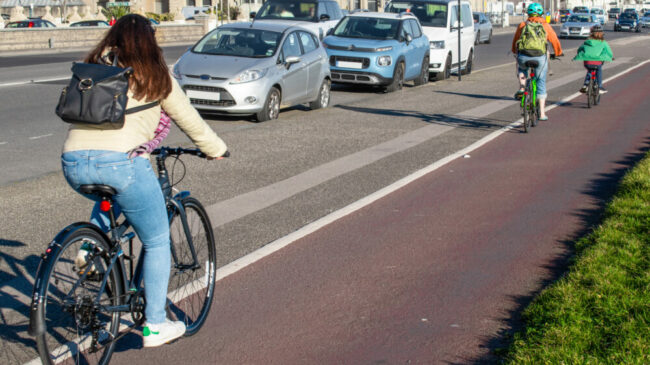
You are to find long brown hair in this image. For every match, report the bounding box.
[85,14,171,102]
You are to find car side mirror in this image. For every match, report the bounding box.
[326,28,334,36]
[405,33,413,43]
[451,20,459,29]
[285,56,301,68]
[320,14,331,21]
[249,11,256,19]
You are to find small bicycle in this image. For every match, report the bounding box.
[28,146,227,365]
[585,64,601,108]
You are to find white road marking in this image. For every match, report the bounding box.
[0,141,7,145]
[29,134,53,140]
[0,77,69,88]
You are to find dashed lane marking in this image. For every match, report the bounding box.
[28,134,53,140]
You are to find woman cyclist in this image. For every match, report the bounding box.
[511,3,563,121]
[61,14,228,348]
[574,25,613,94]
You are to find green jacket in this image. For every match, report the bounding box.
[573,39,613,62]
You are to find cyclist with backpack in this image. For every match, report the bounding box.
[574,25,613,94]
[511,3,563,121]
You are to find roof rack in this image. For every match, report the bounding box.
[350,9,369,13]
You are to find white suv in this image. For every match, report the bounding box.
[386,0,475,80]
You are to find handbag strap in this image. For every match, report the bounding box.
[125,101,159,115]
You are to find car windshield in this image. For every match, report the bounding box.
[333,16,400,39]
[192,28,282,58]
[568,15,591,22]
[385,1,448,27]
[560,10,570,14]
[590,9,602,14]
[610,8,620,12]
[619,13,635,20]
[255,1,318,21]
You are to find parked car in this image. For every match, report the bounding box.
[172,22,331,122]
[250,0,343,39]
[590,8,606,24]
[615,12,641,32]
[385,0,476,81]
[608,7,621,20]
[5,18,56,28]
[558,9,572,23]
[323,12,430,91]
[560,14,599,38]
[640,12,650,27]
[472,12,492,44]
[69,20,110,27]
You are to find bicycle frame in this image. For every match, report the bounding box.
[520,71,538,110]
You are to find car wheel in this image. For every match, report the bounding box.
[461,50,473,75]
[486,30,492,44]
[414,57,429,86]
[309,79,331,110]
[475,31,480,45]
[433,54,452,81]
[386,62,405,92]
[256,87,281,122]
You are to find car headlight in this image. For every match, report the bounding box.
[430,41,445,49]
[377,55,392,66]
[375,46,393,52]
[231,69,267,84]
[172,63,181,80]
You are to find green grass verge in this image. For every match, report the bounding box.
[502,152,650,364]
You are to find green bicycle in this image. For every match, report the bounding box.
[520,59,541,133]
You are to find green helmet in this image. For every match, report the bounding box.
[527,3,544,16]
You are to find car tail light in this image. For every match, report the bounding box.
[28,21,34,27]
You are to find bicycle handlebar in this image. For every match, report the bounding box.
[152,147,230,159]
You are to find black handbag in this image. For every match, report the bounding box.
[55,60,157,129]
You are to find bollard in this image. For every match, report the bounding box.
[48,38,54,48]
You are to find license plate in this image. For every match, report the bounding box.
[337,61,363,69]
[186,89,220,101]
[621,26,629,29]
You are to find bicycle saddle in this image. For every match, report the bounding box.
[525,60,539,68]
[79,184,117,198]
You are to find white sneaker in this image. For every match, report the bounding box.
[142,320,186,348]
[75,242,96,274]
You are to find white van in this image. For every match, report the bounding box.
[386,0,475,80]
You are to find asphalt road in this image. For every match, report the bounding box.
[0,26,649,364]
[109,62,650,364]
[0,25,643,186]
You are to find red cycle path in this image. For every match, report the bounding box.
[112,65,650,364]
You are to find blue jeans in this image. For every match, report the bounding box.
[61,150,170,324]
[517,54,548,99]
[584,64,603,88]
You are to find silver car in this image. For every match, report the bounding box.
[640,12,650,27]
[559,14,599,38]
[172,22,331,121]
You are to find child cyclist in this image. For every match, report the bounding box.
[574,25,613,94]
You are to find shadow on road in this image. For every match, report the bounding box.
[434,90,514,101]
[0,238,41,363]
[459,137,650,364]
[334,104,516,132]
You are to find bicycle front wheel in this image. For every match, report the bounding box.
[167,197,217,336]
[34,226,123,365]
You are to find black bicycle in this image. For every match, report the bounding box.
[585,65,601,108]
[28,147,226,365]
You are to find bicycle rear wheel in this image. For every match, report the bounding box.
[593,82,601,106]
[33,227,123,365]
[587,79,594,108]
[531,101,539,127]
[167,197,216,336]
[522,93,531,133]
